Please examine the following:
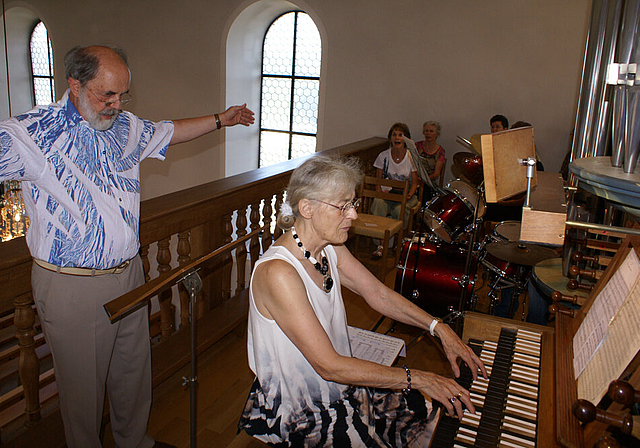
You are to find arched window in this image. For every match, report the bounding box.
[259,11,321,168]
[29,21,54,105]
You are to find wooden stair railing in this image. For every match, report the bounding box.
[0,136,389,442]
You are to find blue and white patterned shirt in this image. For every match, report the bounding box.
[0,90,174,269]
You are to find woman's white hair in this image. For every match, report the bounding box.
[277,155,363,230]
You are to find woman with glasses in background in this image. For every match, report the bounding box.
[238,155,486,447]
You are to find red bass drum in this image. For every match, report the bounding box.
[394,234,476,318]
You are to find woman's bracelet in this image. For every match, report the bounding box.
[214,113,222,130]
[429,317,442,337]
[401,365,411,395]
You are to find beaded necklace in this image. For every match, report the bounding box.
[291,226,333,293]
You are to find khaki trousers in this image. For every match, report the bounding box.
[32,256,154,448]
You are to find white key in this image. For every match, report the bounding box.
[461,410,482,427]
[503,415,537,433]
[500,431,536,447]
[513,353,540,368]
[517,329,542,342]
[502,419,537,438]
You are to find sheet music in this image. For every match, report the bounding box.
[348,326,406,366]
[574,250,640,403]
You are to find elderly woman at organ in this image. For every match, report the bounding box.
[237,155,486,447]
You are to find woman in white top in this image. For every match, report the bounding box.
[238,155,486,447]
[370,123,420,259]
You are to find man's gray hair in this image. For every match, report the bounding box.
[64,45,128,85]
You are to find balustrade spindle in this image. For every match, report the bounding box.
[236,207,248,293]
[156,237,174,340]
[262,196,273,252]
[140,244,150,282]
[177,231,192,328]
[221,213,233,302]
[249,202,261,275]
[13,292,41,425]
[274,192,284,240]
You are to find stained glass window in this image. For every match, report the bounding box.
[259,12,321,167]
[29,21,55,105]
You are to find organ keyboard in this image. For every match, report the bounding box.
[430,312,556,447]
[431,326,543,447]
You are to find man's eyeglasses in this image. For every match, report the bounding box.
[314,198,361,215]
[86,87,132,107]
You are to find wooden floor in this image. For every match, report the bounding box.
[6,248,536,448]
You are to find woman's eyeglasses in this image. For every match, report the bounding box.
[314,198,361,215]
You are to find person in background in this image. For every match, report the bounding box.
[238,155,486,447]
[415,121,446,200]
[0,45,254,448]
[370,123,420,259]
[490,114,509,133]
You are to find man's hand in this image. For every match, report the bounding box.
[220,104,255,127]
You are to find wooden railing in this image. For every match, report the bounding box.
[0,137,386,438]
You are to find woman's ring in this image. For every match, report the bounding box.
[457,391,463,398]
[449,396,457,403]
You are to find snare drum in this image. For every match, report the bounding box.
[423,179,485,243]
[395,234,476,317]
[492,221,521,242]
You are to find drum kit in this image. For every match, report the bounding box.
[393,150,557,322]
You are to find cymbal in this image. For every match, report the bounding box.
[452,151,483,186]
[486,241,559,266]
[469,134,482,154]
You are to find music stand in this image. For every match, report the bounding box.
[179,269,202,448]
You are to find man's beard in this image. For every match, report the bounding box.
[77,90,121,131]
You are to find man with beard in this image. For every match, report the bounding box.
[0,45,254,448]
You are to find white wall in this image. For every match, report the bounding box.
[3,0,590,197]
[0,5,43,119]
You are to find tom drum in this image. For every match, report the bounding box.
[423,179,485,243]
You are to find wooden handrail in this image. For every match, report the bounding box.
[104,226,264,321]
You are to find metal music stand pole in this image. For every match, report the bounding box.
[179,269,203,448]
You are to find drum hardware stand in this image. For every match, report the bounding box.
[486,276,508,314]
[506,267,532,321]
[375,203,440,335]
[178,268,203,448]
[374,210,430,335]
[454,182,485,334]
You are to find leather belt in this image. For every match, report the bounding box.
[34,259,131,276]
